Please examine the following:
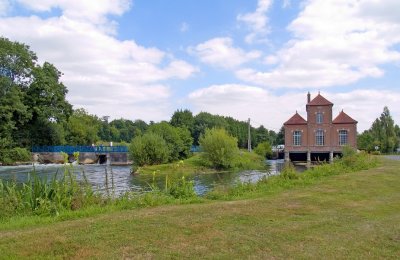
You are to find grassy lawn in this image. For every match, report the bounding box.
[0,158,399,259]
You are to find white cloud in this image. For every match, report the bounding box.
[237,0,400,89]
[16,0,131,25]
[237,0,273,43]
[0,1,197,122]
[189,37,262,69]
[188,85,400,132]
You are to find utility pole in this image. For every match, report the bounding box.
[248,118,252,152]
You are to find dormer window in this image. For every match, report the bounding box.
[316,112,323,124]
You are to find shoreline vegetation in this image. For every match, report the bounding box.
[0,150,378,226]
[1,154,398,258]
[134,151,268,175]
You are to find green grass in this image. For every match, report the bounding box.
[0,156,398,258]
[136,151,267,175]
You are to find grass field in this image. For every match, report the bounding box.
[0,158,399,259]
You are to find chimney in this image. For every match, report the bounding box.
[307,92,311,103]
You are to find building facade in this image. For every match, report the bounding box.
[284,92,357,163]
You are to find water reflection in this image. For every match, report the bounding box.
[0,160,285,196]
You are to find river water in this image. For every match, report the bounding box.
[0,160,284,196]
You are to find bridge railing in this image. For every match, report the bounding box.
[32,145,128,153]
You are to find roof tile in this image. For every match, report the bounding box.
[284,112,307,125]
[333,110,358,124]
[307,94,333,106]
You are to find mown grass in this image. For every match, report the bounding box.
[0,156,398,259]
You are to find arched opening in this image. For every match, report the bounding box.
[98,155,107,164]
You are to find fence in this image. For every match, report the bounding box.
[32,146,128,153]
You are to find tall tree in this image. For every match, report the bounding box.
[370,107,398,153]
[170,109,194,133]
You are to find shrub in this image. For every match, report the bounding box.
[199,128,239,169]
[129,132,169,166]
[0,147,31,165]
[254,141,272,158]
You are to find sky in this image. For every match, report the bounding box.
[0,0,399,132]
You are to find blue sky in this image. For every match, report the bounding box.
[1,0,399,131]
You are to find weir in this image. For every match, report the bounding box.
[31,146,130,165]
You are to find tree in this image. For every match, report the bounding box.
[276,126,285,145]
[193,112,228,145]
[66,109,101,145]
[357,131,374,152]
[0,37,72,148]
[129,132,169,166]
[170,109,194,133]
[369,107,398,153]
[254,141,272,159]
[0,37,35,149]
[148,122,193,161]
[199,128,239,169]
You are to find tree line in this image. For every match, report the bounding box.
[358,106,400,153]
[0,37,282,163]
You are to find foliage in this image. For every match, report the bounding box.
[0,147,31,165]
[279,163,299,180]
[360,106,399,153]
[129,132,169,166]
[0,37,72,149]
[148,122,193,162]
[254,141,272,158]
[199,128,239,169]
[231,151,267,171]
[66,108,101,145]
[0,166,100,219]
[170,109,194,133]
[165,175,196,199]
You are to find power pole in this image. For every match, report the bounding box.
[248,118,252,152]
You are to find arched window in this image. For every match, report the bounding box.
[293,131,301,146]
[339,130,348,145]
[316,129,324,146]
[316,112,323,124]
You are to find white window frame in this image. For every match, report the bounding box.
[316,129,324,146]
[339,130,348,146]
[293,131,301,146]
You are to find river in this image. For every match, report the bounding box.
[0,160,284,196]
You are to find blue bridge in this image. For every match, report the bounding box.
[32,145,128,154]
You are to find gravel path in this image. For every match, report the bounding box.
[384,155,400,161]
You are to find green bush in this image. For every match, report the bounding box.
[254,141,272,158]
[280,163,299,180]
[129,132,169,166]
[199,128,239,169]
[0,147,31,165]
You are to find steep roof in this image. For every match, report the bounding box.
[307,93,333,106]
[284,112,307,125]
[333,110,358,124]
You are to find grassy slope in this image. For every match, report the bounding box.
[0,159,399,259]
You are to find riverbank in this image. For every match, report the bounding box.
[134,151,268,175]
[1,156,398,258]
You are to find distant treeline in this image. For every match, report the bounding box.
[0,37,282,159]
[357,107,400,153]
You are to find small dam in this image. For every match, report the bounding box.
[32,146,130,166]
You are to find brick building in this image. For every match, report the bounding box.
[283,92,357,163]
